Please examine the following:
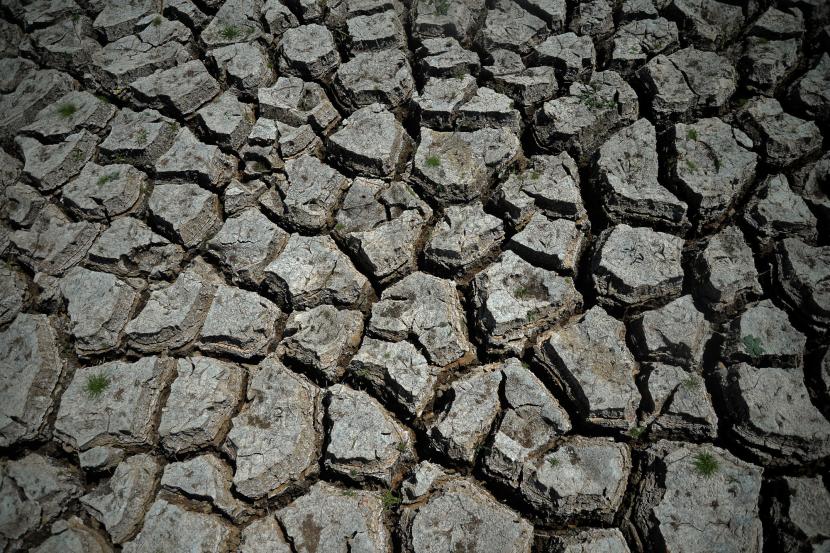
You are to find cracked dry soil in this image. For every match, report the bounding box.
[0,0,829,551]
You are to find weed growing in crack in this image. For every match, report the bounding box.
[629,426,646,439]
[432,0,449,16]
[578,89,616,111]
[97,172,120,186]
[742,334,765,357]
[682,376,701,391]
[396,441,407,453]
[547,457,559,468]
[152,15,163,26]
[686,128,698,141]
[353,367,372,380]
[425,155,441,168]
[692,451,719,477]
[85,372,110,398]
[220,25,242,40]
[381,489,401,510]
[515,286,529,299]
[56,103,78,118]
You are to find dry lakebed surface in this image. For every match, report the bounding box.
[0,0,829,551]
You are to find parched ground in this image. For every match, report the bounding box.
[1,0,829,551]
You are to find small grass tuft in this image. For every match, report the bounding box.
[433,0,449,15]
[629,426,646,439]
[425,155,441,168]
[381,489,401,510]
[515,286,529,299]
[529,170,541,180]
[682,376,701,391]
[96,172,120,186]
[342,489,356,497]
[85,373,110,398]
[56,103,78,118]
[220,25,241,40]
[578,90,616,110]
[353,367,372,380]
[152,15,163,26]
[686,128,698,141]
[742,334,764,357]
[692,451,719,477]
[547,457,559,468]
[685,159,698,172]
[396,441,407,453]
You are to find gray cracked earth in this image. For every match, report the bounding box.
[0,0,829,551]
